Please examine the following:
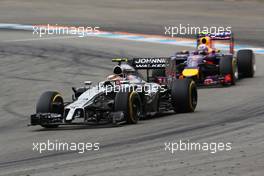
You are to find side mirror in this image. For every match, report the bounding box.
[84,81,92,89]
[84,81,92,86]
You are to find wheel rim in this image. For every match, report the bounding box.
[132,98,140,121]
[129,92,140,123]
[191,86,197,109]
[253,63,256,73]
[234,68,238,80]
[51,95,64,116]
[189,81,197,111]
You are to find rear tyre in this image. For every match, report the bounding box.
[114,91,142,124]
[237,49,255,78]
[219,55,236,85]
[171,79,197,113]
[36,91,64,128]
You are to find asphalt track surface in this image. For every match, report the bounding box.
[0,1,264,176]
[0,0,264,45]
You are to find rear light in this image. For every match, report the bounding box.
[224,74,232,83]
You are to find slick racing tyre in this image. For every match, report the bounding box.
[237,49,255,78]
[36,91,64,128]
[114,91,142,124]
[219,55,236,85]
[171,79,197,113]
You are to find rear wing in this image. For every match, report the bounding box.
[197,31,234,54]
[131,57,172,82]
[197,31,233,40]
[132,57,169,69]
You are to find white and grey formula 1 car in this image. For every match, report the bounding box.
[30,58,198,128]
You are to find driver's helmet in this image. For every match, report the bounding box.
[107,65,123,81]
[198,44,209,55]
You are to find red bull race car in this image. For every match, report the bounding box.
[171,32,255,86]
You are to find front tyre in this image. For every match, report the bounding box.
[171,79,197,113]
[114,91,142,124]
[36,91,64,128]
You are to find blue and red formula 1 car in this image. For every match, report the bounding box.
[170,32,255,86]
